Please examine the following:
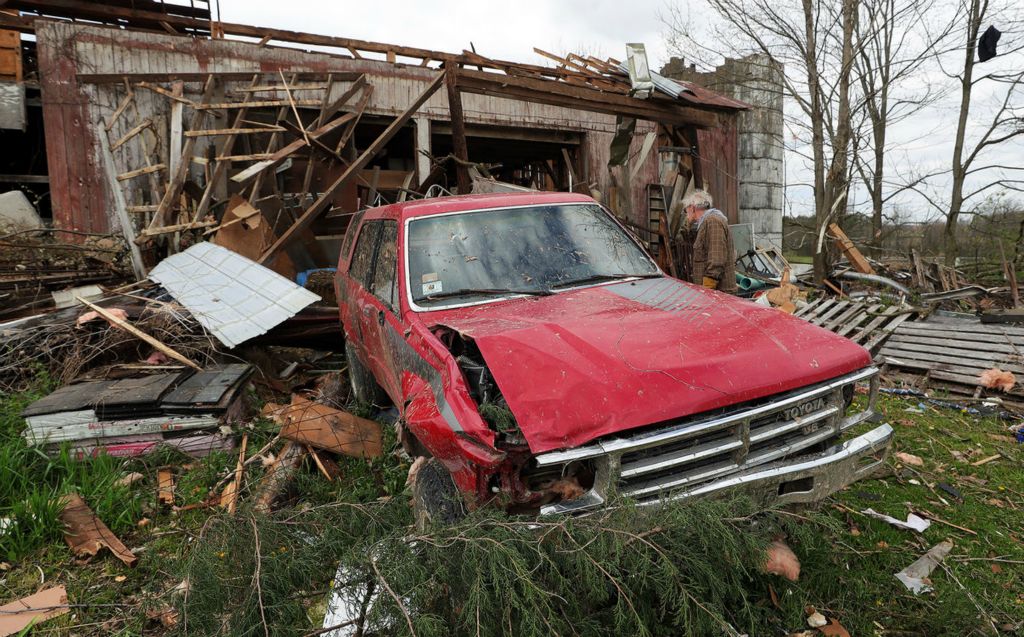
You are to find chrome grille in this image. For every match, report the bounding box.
[536,367,879,514]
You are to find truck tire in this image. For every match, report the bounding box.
[345,341,386,405]
[412,458,466,530]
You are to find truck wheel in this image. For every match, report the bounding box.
[345,341,386,405]
[412,458,466,530]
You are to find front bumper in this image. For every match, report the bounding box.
[537,367,891,515]
[642,423,893,507]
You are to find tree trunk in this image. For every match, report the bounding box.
[946,0,981,267]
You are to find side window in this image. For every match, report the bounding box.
[339,209,368,269]
[350,221,382,288]
[371,221,398,311]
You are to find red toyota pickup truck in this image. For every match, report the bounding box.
[334,192,892,524]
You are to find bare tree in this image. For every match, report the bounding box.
[852,0,958,256]
[663,0,860,281]
[943,0,1024,265]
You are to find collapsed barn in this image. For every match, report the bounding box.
[0,0,746,296]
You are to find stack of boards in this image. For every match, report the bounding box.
[21,364,252,459]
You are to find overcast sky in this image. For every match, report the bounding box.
[216,0,1022,221]
[217,0,674,68]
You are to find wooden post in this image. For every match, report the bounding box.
[445,67,471,194]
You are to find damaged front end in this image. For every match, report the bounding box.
[434,326,596,513]
[531,367,891,515]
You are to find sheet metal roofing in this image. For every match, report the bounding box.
[149,243,321,348]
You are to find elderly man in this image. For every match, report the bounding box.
[682,189,736,293]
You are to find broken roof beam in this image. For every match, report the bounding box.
[454,69,724,128]
[258,72,445,264]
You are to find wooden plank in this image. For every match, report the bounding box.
[805,298,837,320]
[850,306,898,344]
[886,333,1024,356]
[259,73,445,264]
[879,346,1024,374]
[196,99,322,109]
[116,163,165,181]
[237,83,331,92]
[829,222,876,275]
[105,89,134,132]
[157,468,175,506]
[836,303,881,337]
[823,303,865,332]
[930,369,1019,392]
[894,325,1024,347]
[99,126,147,279]
[168,81,183,177]
[128,204,159,213]
[899,320,1024,339]
[812,300,849,326]
[793,297,823,318]
[135,80,194,106]
[110,117,152,150]
[148,76,215,232]
[76,297,202,370]
[139,220,218,236]
[191,74,260,223]
[229,112,354,184]
[183,126,285,137]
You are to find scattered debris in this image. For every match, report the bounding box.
[980,368,1016,392]
[254,441,306,512]
[267,395,383,458]
[861,508,931,532]
[157,468,176,506]
[0,586,69,637]
[893,452,924,467]
[21,365,250,458]
[806,609,828,628]
[115,472,145,487]
[894,540,954,594]
[60,494,138,567]
[763,540,801,581]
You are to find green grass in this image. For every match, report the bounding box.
[0,386,1021,636]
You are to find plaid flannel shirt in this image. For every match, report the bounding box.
[689,209,737,293]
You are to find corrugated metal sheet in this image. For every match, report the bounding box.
[148,242,320,348]
[615,63,748,110]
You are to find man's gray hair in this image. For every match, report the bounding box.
[681,189,713,210]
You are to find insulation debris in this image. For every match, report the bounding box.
[861,508,931,532]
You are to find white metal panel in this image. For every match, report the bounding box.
[148,242,321,348]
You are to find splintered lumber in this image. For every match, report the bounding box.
[116,163,165,181]
[191,74,260,223]
[231,112,354,184]
[0,586,70,636]
[829,223,876,275]
[268,395,383,458]
[221,432,248,514]
[59,494,138,567]
[253,441,305,512]
[157,468,175,506]
[75,298,202,370]
[259,73,445,264]
[150,76,216,230]
[195,99,322,109]
[184,126,285,137]
[138,219,218,237]
[110,117,153,150]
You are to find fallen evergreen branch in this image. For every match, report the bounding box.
[177,495,833,636]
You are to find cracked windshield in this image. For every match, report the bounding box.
[407,203,660,306]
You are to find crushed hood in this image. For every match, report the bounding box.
[429,278,871,454]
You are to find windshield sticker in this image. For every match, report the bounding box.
[422,280,443,295]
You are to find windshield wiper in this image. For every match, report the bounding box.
[421,287,554,302]
[548,272,662,290]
